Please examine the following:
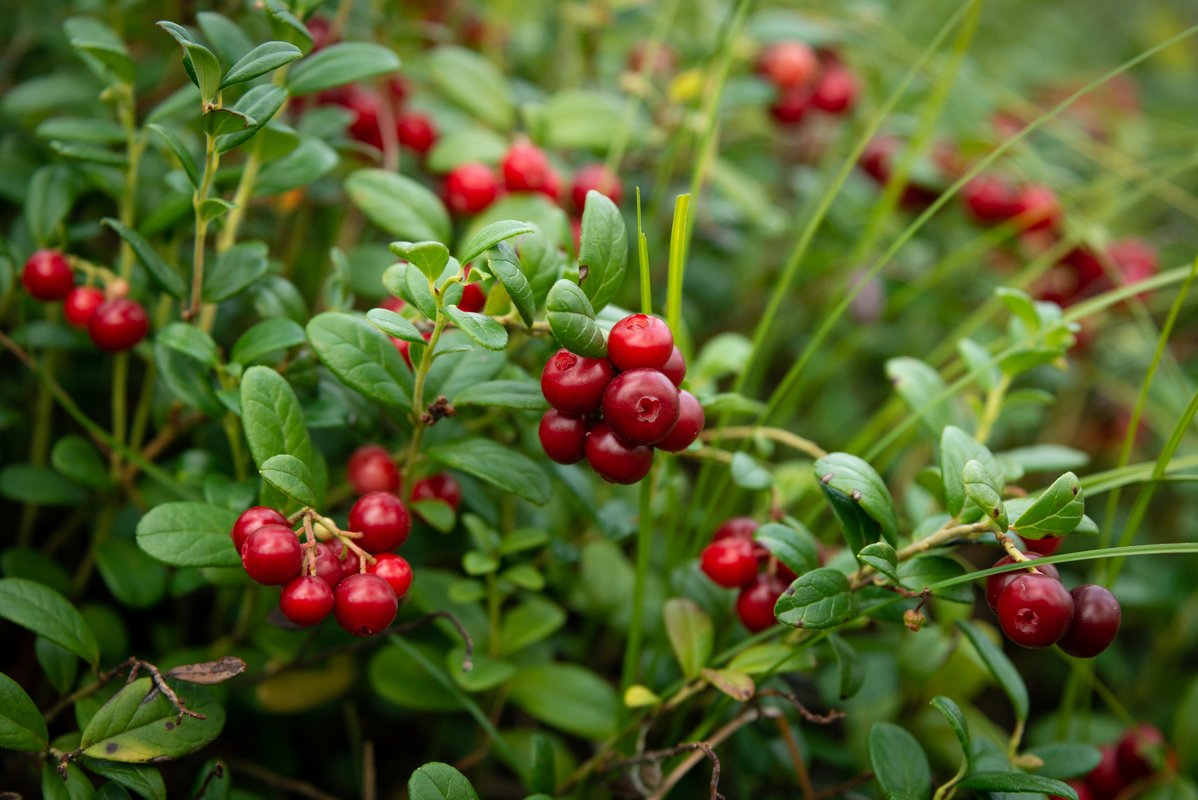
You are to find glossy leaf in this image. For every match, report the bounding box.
[956,620,1028,721]
[135,502,240,568]
[229,318,305,365]
[963,459,1008,531]
[306,312,413,408]
[546,279,606,358]
[1012,473,1084,539]
[220,41,302,88]
[216,85,288,153]
[443,305,508,351]
[1026,743,1103,779]
[885,357,961,436]
[731,452,772,490]
[755,522,820,576]
[0,670,49,751]
[203,241,269,302]
[366,308,425,343]
[426,439,550,505]
[408,762,480,800]
[961,773,1077,800]
[101,218,186,298]
[51,435,111,491]
[0,579,98,665]
[868,722,932,800]
[930,695,970,764]
[259,454,317,508]
[453,380,547,411]
[428,46,514,130]
[80,678,225,762]
[458,220,535,266]
[727,643,815,676]
[774,568,856,630]
[0,464,88,506]
[79,759,166,800]
[577,191,627,313]
[815,453,899,546]
[700,668,755,702]
[157,322,219,367]
[487,243,536,327]
[940,426,1003,518]
[287,42,400,95]
[95,540,168,609]
[858,541,900,584]
[42,762,94,800]
[347,170,450,243]
[500,597,566,656]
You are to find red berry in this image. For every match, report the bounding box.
[366,552,413,599]
[337,545,362,581]
[501,141,552,193]
[769,86,811,125]
[333,573,397,636]
[700,538,759,588]
[571,164,623,211]
[539,409,588,464]
[811,64,858,114]
[311,541,344,589]
[584,422,654,484]
[1051,782,1093,800]
[347,444,400,495]
[859,136,896,185]
[411,473,462,511]
[607,314,674,371]
[997,573,1074,648]
[338,85,384,149]
[444,162,499,215]
[1086,745,1129,800]
[1058,584,1121,658]
[1116,724,1169,780]
[962,175,1022,223]
[279,576,335,626]
[231,506,290,553]
[601,369,681,446]
[21,249,73,301]
[1033,535,1064,556]
[63,286,105,327]
[396,113,436,154]
[241,524,303,585]
[88,298,148,352]
[540,348,616,415]
[661,346,686,386]
[656,390,704,452]
[714,517,758,542]
[984,552,1060,611]
[347,491,411,553]
[387,76,410,106]
[736,574,787,632]
[1014,183,1061,232]
[380,295,406,314]
[756,41,818,89]
[458,281,487,313]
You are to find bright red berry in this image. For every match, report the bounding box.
[962,175,1022,223]
[656,390,704,452]
[63,286,105,327]
[714,517,758,542]
[366,552,413,599]
[347,491,411,553]
[607,314,674,371]
[540,349,616,415]
[501,141,553,193]
[444,162,499,215]
[279,576,335,626]
[241,524,303,586]
[997,573,1074,648]
[756,41,818,89]
[411,473,461,511]
[88,298,148,352]
[338,85,384,149]
[230,507,290,553]
[459,281,487,313]
[571,164,623,211]
[811,64,858,114]
[1058,584,1121,658]
[661,346,686,386]
[21,249,73,301]
[984,552,1060,611]
[337,545,362,581]
[539,409,588,464]
[380,295,406,314]
[311,541,344,588]
[1014,183,1061,232]
[584,422,654,484]
[1086,745,1128,800]
[333,573,398,636]
[1033,536,1064,556]
[1116,724,1170,780]
[700,538,759,588]
[347,444,400,495]
[769,86,811,125]
[602,369,681,446]
[396,113,437,154]
[737,574,787,632]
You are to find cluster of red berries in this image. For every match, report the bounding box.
[345,442,463,520]
[538,314,703,484]
[698,517,795,633]
[21,249,148,352]
[985,550,1121,657]
[322,77,437,157]
[230,492,416,636]
[1054,725,1176,800]
[755,40,859,124]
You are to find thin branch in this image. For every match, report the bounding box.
[647,706,783,800]
[224,757,340,800]
[759,690,846,725]
[703,426,828,459]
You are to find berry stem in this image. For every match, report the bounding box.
[301,515,320,576]
[996,531,1032,563]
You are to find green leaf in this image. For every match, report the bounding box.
[43,762,95,800]
[940,426,1003,518]
[216,85,288,153]
[389,241,450,281]
[869,722,932,800]
[51,435,111,491]
[200,108,255,138]
[27,165,74,246]
[240,365,326,497]
[858,541,900,584]
[306,312,414,407]
[956,620,1028,721]
[36,117,126,145]
[487,243,536,327]
[198,197,237,222]
[254,137,338,196]
[546,279,606,357]
[885,357,960,437]
[155,342,222,417]
[203,241,269,302]
[998,287,1041,332]
[229,318,305,365]
[80,759,166,800]
[366,308,424,343]
[157,322,219,367]
[731,452,772,490]
[529,734,555,796]
[95,540,168,609]
[458,220,535,266]
[408,762,480,800]
[542,89,644,150]
[963,459,1008,531]
[2,548,71,595]
[453,380,547,411]
[0,670,49,751]
[146,124,199,189]
[346,170,450,243]
[577,191,627,313]
[101,218,186,298]
[508,664,618,739]
[998,444,1089,474]
[49,142,127,167]
[37,637,79,694]
[80,677,225,762]
[1026,743,1102,779]
[427,127,508,173]
[443,305,508,351]
[1012,473,1084,539]
[814,453,899,546]
[830,635,865,699]
[899,555,972,605]
[663,598,713,680]
[135,502,240,568]
[930,696,971,764]
[412,500,455,533]
[957,338,999,392]
[774,568,856,630]
[726,642,815,676]
[66,17,133,85]
[287,42,400,96]
[755,522,820,576]
[462,551,498,576]
[259,454,317,508]
[700,668,755,702]
[500,597,567,656]
[426,439,550,505]
[263,0,311,51]
[0,464,88,505]
[383,262,438,321]
[221,41,302,88]
[196,11,253,66]
[0,578,99,665]
[960,773,1077,800]
[428,46,514,130]
[181,40,222,103]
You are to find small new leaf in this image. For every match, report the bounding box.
[1012,472,1084,539]
[963,459,1008,531]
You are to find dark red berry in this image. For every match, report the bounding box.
[661,346,686,386]
[1086,745,1128,800]
[411,473,461,511]
[347,491,411,553]
[962,175,1022,223]
[700,538,759,588]
[1014,183,1061,232]
[756,41,817,88]
[539,409,588,464]
[584,422,654,484]
[1058,584,1120,658]
[602,369,680,446]
[88,298,148,352]
[366,552,413,599]
[736,574,786,632]
[984,552,1060,611]
[337,545,362,581]
[396,113,436,154]
[997,573,1074,648]
[347,444,400,495]
[769,86,811,125]
[811,64,858,114]
[311,541,344,588]
[1033,536,1064,556]
[279,576,335,626]
[231,506,290,553]
[338,85,384,149]
[241,524,303,586]
[540,348,615,415]
[571,164,623,211]
[444,162,499,215]
[63,286,105,327]
[1116,724,1171,780]
[607,314,674,371]
[714,517,758,542]
[656,390,704,452]
[333,573,398,636]
[21,249,73,301]
[458,281,487,313]
[501,141,552,193]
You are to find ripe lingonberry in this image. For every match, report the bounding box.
[539,409,588,464]
[347,444,401,495]
[63,286,105,327]
[312,541,345,588]
[337,86,384,149]
[540,349,615,415]
[661,346,686,386]
[1058,584,1120,658]
[769,86,811,125]
[584,422,654,484]
[997,573,1074,648]
[379,296,406,313]
[601,369,681,446]
[396,113,437,154]
[411,473,462,511]
[571,164,623,211]
[444,162,499,215]
[737,574,787,632]
[714,517,759,542]
[984,552,1060,611]
[348,491,411,553]
[756,41,818,89]
[1086,745,1128,800]
[241,524,303,586]
[337,545,362,581]
[607,314,674,371]
[811,64,858,114]
[21,249,73,301]
[366,552,413,599]
[1014,183,1061,232]
[1032,535,1064,556]
[1117,724,1171,780]
[501,141,552,193]
[279,576,335,627]
[88,298,148,352]
[334,573,398,636]
[700,538,759,588]
[962,175,1022,223]
[459,280,487,313]
[656,390,704,452]
[231,506,290,553]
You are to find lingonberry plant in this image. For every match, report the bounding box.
[2,2,1197,799]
